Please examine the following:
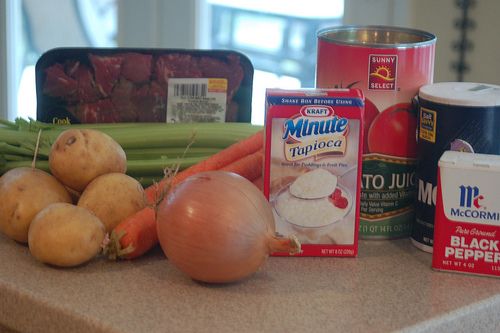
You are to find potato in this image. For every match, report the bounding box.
[28,203,106,267]
[0,167,72,243]
[49,129,127,192]
[78,173,146,232]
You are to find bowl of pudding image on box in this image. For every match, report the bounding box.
[272,168,354,243]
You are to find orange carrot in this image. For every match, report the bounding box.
[144,130,263,203]
[221,149,263,182]
[109,130,264,260]
[106,207,157,260]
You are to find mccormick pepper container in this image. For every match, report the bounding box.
[316,25,436,239]
[432,151,500,278]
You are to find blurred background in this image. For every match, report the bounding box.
[1,0,498,124]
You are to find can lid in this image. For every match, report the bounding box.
[439,150,500,171]
[419,82,500,107]
[318,25,436,48]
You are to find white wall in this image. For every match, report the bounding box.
[344,0,500,85]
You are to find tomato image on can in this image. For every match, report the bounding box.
[316,26,436,239]
[367,103,418,158]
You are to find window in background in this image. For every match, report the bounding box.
[9,0,343,125]
[207,0,344,124]
[12,0,117,120]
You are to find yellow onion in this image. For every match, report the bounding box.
[156,171,300,283]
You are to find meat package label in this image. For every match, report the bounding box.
[167,78,227,123]
[264,88,364,257]
[432,151,500,278]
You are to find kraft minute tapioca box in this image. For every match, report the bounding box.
[264,88,364,257]
[432,151,500,278]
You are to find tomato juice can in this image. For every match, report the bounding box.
[413,82,500,252]
[316,25,436,239]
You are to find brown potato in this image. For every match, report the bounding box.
[78,173,146,232]
[49,129,127,192]
[28,203,106,267]
[0,167,72,243]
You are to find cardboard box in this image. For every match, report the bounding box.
[264,88,364,256]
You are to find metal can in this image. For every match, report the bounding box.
[413,82,500,252]
[316,25,436,239]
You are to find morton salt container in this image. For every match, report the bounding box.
[316,26,436,239]
[412,82,500,252]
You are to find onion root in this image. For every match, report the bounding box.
[269,235,301,255]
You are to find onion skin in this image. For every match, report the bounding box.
[156,171,300,283]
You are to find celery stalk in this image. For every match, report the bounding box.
[0,156,204,177]
[0,142,42,157]
[126,156,206,176]
[0,160,50,174]
[125,147,221,160]
[0,118,263,184]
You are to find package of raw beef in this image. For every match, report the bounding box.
[35,48,254,124]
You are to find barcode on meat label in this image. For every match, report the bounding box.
[173,83,208,97]
[166,78,227,123]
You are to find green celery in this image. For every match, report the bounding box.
[0,160,50,174]
[124,147,221,160]
[134,176,161,187]
[0,142,44,157]
[126,156,205,176]
[0,118,263,183]
[3,154,33,161]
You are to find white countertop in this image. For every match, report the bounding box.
[1,233,499,333]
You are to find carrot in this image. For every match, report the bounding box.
[106,207,157,260]
[144,130,263,203]
[221,149,263,182]
[108,130,264,260]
